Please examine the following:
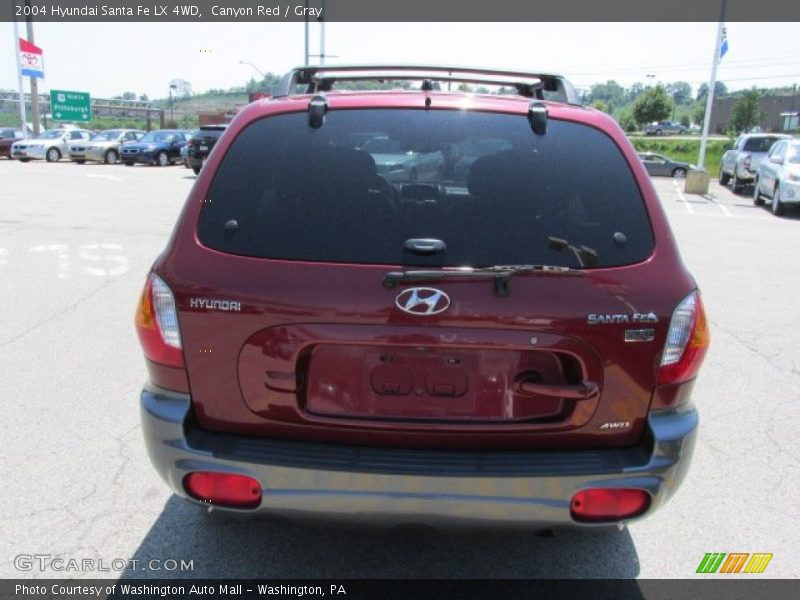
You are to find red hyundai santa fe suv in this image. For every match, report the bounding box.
[135,66,709,527]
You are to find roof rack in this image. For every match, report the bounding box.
[275,65,581,105]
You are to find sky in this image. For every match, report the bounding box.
[1,22,799,101]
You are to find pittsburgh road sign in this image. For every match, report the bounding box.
[50,90,91,122]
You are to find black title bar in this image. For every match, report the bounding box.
[2,0,800,22]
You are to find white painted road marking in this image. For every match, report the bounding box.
[86,174,122,181]
[706,194,734,217]
[673,180,694,214]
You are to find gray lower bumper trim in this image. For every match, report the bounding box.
[141,385,698,524]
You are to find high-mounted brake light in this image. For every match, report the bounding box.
[658,291,709,385]
[135,273,184,368]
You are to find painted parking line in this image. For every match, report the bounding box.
[673,180,694,214]
[86,174,123,181]
[705,194,734,217]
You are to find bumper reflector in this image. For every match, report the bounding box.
[183,471,262,509]
[570,488,650,522]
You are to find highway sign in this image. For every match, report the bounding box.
[50,90,91,122]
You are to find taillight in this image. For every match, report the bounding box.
[658,291,709,385]
[184,472,262,509]
[570,488,650,522]
[135,273,184,368]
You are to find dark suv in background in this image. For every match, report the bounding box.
[187,124,227,175]
[136,66,709,528]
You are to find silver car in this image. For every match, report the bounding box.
[719,133,791,193]
[753,138,800,216]
[69,129,145,164]
[11,128,94,162]
[360,135,445,183]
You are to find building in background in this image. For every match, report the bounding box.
[710,93,800,134]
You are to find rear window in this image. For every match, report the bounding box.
[192,127,225,141]
[743,136,782,152]
[198,109,654,268]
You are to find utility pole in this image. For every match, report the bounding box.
[319,0,326,66]
[304,0,309,64]
[698,0,727,171]
[12,19,28,134]
[25,0,41,135]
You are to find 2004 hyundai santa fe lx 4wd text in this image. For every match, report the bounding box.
[135,65,709,527]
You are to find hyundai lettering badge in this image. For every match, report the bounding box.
[395,287,451,316]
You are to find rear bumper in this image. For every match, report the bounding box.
[140,384,698,526]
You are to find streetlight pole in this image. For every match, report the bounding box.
[239,60,266,79]
[169,84,177,124]
[698,1,727,172]
[12,19,27,135]
[304,0,309,64]
[319,0,326,66]
[25,0,41,135]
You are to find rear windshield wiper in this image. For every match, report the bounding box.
[382,264,581,297]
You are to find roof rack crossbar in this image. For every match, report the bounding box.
[275,65,581,104]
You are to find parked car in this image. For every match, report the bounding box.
[637,152,690,178]
[643,120,686,136]
[11,128,93,162]
[0,128,26,159]
[360,135,445,183]
[69,129,145,164]
[136,65,708,527]
[753,138,800,216]
[120,129,190,166]
[187,124,227,175]
[181,143,190,168]
[719,133,791,193]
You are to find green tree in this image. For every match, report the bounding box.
[625,82,645,104]
[632,86,674,125]
[730,89,766,133]
[590,100,609,113]
[666,82,693,105]
[693,103,706,127]
[679,115,691,128]
[617,110,637,133]
[587,80,625,111]
[696,81,728,102]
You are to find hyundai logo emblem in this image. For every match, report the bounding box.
[395,287,451,316]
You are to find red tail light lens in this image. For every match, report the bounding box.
[570,488,650,522]
[183,472,262,509]
[658,291,710,385]
[135,273,184,368]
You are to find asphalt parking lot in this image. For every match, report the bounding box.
[1,160,799,579]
